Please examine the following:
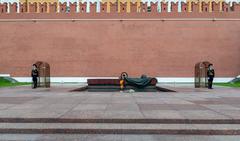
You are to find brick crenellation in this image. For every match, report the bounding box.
[0,1,240,14]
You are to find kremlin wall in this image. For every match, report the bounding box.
[0,0,240,83]
[0,1,240,14]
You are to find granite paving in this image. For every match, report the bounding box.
[0,84,240,140]
[0,134,240,141]
[0,84,239,120]
[1,123,240,130]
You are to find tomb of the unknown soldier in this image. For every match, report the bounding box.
[0,0,240,140]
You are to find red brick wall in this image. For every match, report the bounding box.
[0,17,239,77]
[0,2,239,14]
[29,3,37,13]
[130,3,137,13]
[0,3,7,13]
[10,3,18,13]
[70,2,77,13]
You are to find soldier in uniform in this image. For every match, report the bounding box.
[207,64,215,89]
[31,64,39,89]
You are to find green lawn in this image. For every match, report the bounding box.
[0,77,30,88]
[215,82,240,88]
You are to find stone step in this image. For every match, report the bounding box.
[88,86,156,89]
[87,86,174,92]
[88,89,158,92]
[87,79,157,86]
[0,118,240,124]
[87,85,158,92]
[0,123,239,135]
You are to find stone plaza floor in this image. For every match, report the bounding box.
[0,84,239,120]
[0,83,239,140]
[1,134,240,141]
